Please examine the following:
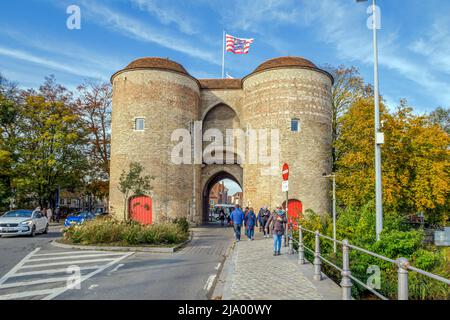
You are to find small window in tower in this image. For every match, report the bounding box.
[135,118,145,131]
[291,119,300,132]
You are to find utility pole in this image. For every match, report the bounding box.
[357,0,384,240]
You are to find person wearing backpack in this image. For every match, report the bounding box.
[266,206,287,256]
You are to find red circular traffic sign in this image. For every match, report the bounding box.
[282,163,289,181]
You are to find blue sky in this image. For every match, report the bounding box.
[0,0,449,114]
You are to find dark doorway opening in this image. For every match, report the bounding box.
[202,171,242,224]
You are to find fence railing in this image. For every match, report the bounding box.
[287,223,450,300]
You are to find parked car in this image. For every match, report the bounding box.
[0,209,48,237]
[64,211,96,227]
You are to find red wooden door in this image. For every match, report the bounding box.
[129,196,152,225]
[284,199,303,230]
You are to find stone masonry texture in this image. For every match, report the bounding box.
[109,57,333,224]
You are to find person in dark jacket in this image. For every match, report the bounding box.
[219,208,225,226]
[266,206,287,256]
[262,208,271,238]
[245,208,257,241]
[257,207,265,232]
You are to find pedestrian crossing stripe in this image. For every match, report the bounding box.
[0,248,134,300]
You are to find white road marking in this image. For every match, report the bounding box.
[21,258,119,269]
[0,276,71,289]
[32,251,107,257]
[42,252,134,300]
[0,248,41,285]
[88,284,99,290]
[107,264,124,275]
[28,252,127,262]
[10,266,101,277]
[203,275,216,292]
[0,249,135,300]
[0,288,65,300]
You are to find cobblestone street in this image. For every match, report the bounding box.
[223,232,341,300]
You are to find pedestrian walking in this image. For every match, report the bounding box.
[55,206,61,223]
[262,208,271,238]
[219,208,225,227]
[245,208,257,241]
[266,206,287,256]
[229,204,245,242]
[257,207,265,232]
[46,207,53,222]
[243,207,249,236]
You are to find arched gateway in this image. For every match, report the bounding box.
[108,56,334,224]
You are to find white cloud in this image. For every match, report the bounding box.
[129,0,197,35]
[0,29,123,76]
[409,18,450,75]
[81,0,221,66]
[0,46,106,80]
[296,0,450,105]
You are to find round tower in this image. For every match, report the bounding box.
[109,58,201,222]
[242,57,334,215]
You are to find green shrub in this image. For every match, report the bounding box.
[293,203,450,300]
[63,219,189,246]
[173,217,190,233]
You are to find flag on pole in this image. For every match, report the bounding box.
[226,34,254,54]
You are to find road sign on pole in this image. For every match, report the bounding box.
[282,180,289,192]
[282,163,289,247]
[282,163,289,181]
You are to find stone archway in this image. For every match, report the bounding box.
[201,167,243,223]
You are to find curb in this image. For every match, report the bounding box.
[51,230,193,253]
[211,240,237,300]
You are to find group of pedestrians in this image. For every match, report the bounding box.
[33,206,62,223]
[229,204,287,256]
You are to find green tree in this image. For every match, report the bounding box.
[118,162,154,222]
[13,76,88,208]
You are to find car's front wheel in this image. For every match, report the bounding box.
[43,224,49,234]
[29,225,36,237]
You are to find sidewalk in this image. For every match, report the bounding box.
[221,233,342,300]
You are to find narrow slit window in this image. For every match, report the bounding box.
[291,119,300,132]
[135,118,145,131]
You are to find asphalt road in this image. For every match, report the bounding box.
[0,223,234,300]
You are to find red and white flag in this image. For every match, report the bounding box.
[226,34,254,54]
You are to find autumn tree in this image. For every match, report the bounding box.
[76,82,112,203]
[13,76,88,208]
[336,97,449,225]
[323,65,365,169]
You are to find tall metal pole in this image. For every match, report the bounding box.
[222,30,225,79]
[372,0,383,241]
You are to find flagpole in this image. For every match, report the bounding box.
[222,30,225,79]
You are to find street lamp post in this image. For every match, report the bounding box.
[323,173,336,253]
[357,0,383,240]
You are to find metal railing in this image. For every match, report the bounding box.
[287,223,450,300]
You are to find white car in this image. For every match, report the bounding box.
[0,210,49,237]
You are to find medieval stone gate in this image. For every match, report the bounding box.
[108,56,333,224]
